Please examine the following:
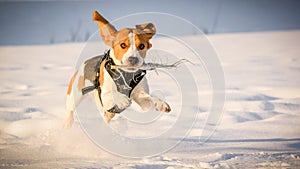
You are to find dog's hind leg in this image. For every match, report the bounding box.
[63,69,85,128]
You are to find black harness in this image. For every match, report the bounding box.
[82,50,146,113]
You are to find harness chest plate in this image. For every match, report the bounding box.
[104,57,146,97]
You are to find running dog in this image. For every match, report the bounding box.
[63,11,170,127]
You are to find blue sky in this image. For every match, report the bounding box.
[0,0,300,45]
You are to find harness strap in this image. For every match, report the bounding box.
[82,86,96,95]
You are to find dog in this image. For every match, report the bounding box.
[63,11,171,127]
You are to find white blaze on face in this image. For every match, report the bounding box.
[129,31,135,53]
[122,32,143,68]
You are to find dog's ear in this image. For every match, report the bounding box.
[93,11,117,46]
[136,23,156,40]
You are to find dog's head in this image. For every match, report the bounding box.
[93,11,156,70]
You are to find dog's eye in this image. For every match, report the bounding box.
[120,43,127,49]
[138,44,145,50]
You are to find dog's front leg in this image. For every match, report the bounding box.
[101,71,132,123]
[131,78,171,112]
[102,90,132,123]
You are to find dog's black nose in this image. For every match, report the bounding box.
[128,57,139,65]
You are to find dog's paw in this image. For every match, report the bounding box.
[113,93,132,110]
[153,98,171,112]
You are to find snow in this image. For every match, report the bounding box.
[1,30,300,168]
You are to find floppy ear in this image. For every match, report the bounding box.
[135,23,156,40]
[93,11,117,46]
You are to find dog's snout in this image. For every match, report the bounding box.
[128,57,139,65]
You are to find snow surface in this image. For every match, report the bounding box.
[0,30,300,168]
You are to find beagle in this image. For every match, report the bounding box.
[63,11,171,127]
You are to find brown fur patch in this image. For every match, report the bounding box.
[112,28,131,61]
[93,11,117,46]
[135,32,151,58]
[112,28,152,62]
[99,60,105,87]
[78,76,85,91]
[67,71,78,95]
